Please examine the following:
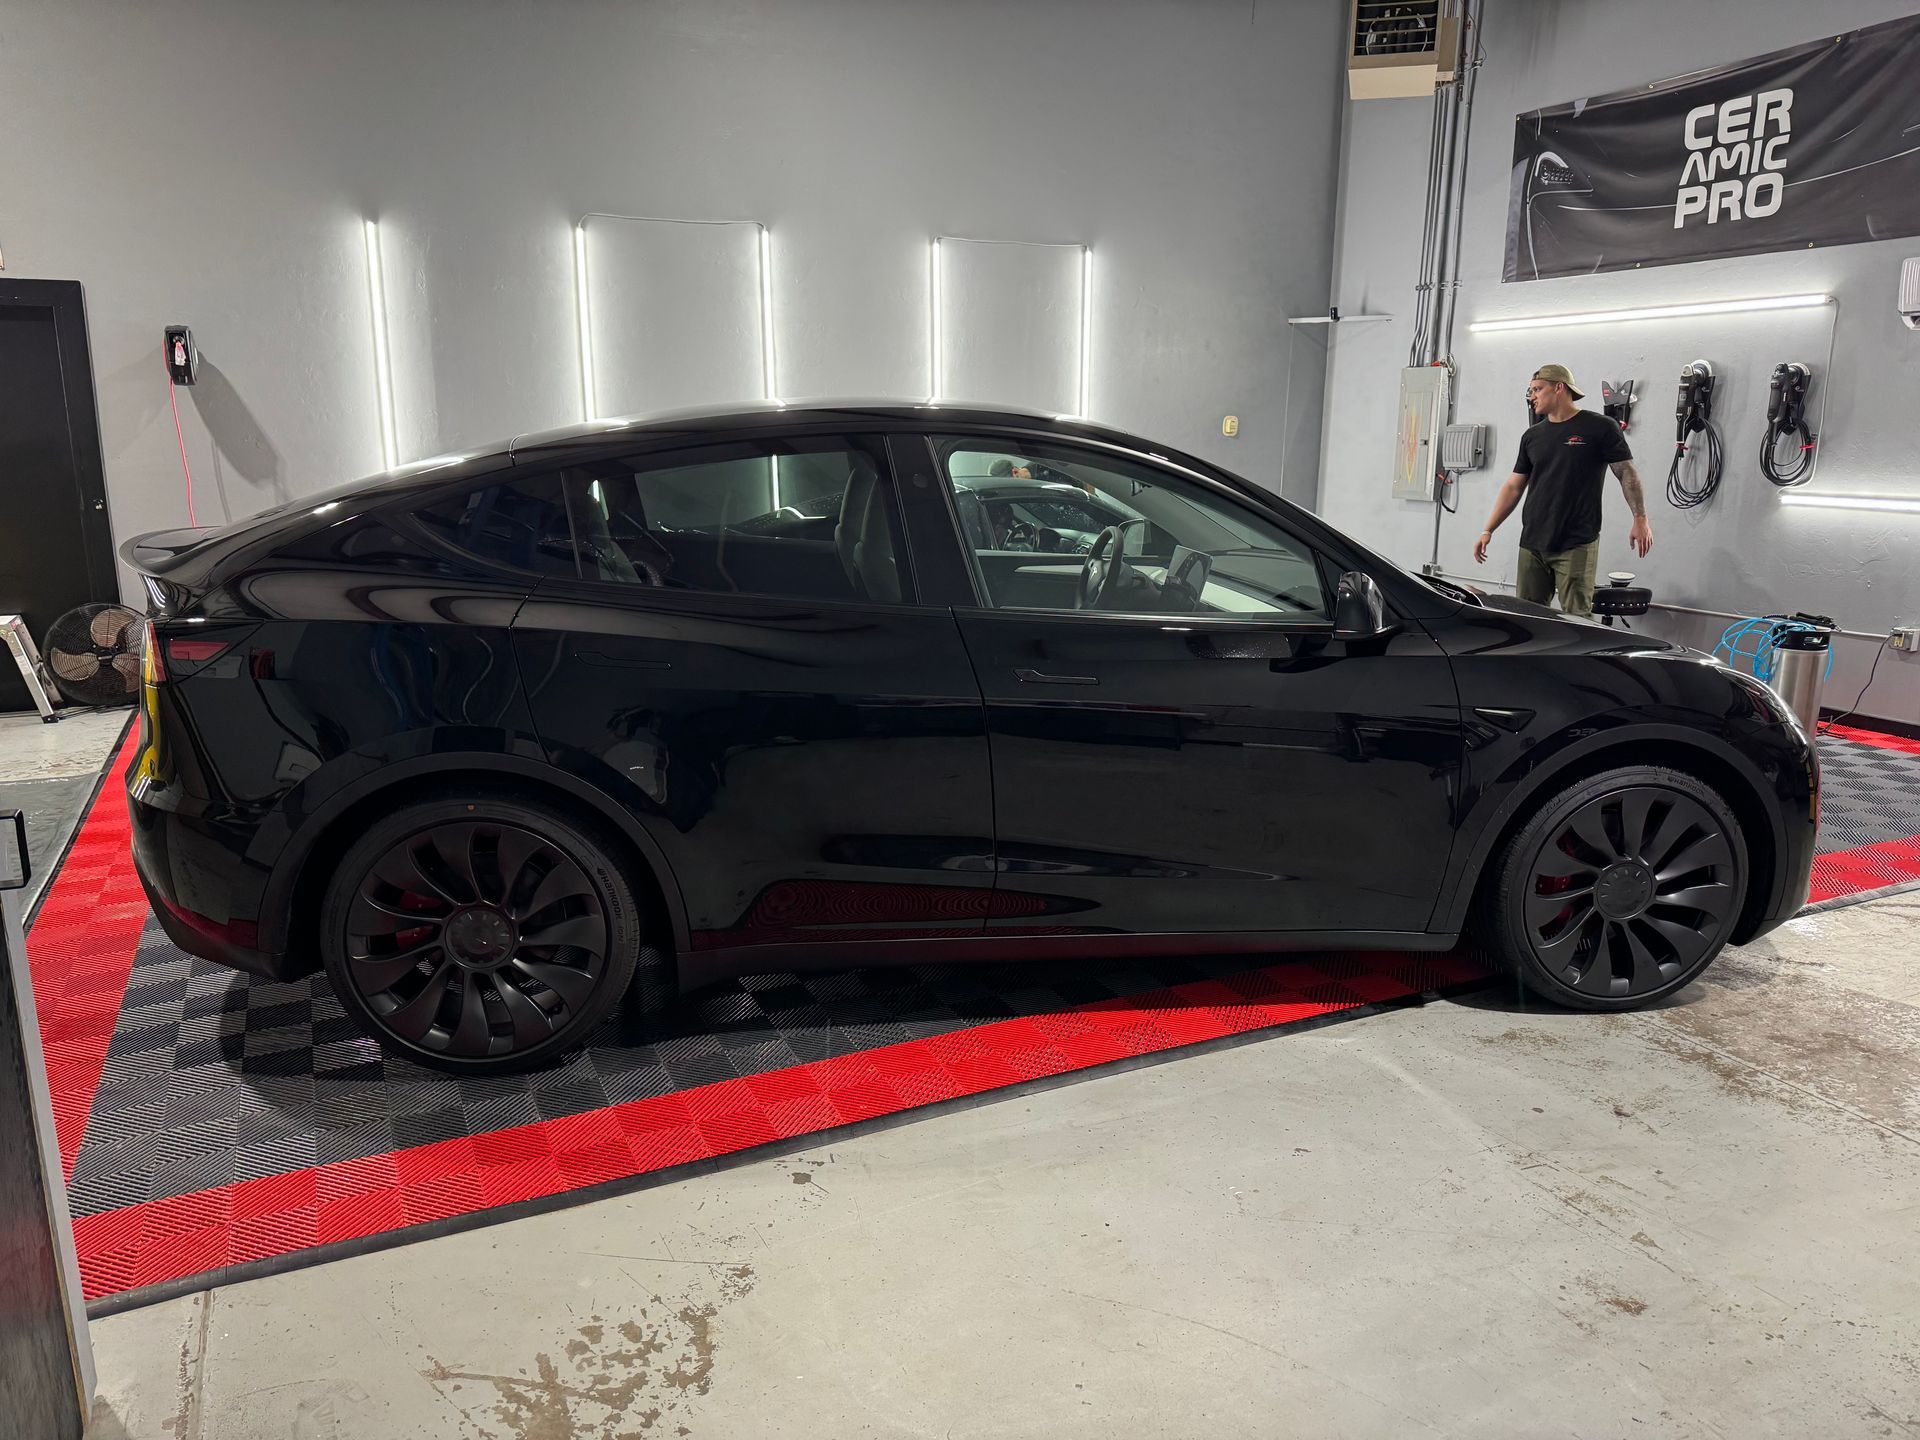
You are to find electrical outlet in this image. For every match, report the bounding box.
[1891,625,1920,653]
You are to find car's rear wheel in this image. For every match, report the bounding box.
[320,795,657,1073]
[1482,766,1747,1010]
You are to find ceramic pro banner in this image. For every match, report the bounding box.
[1504,13,1920,282]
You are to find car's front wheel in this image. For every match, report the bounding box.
[320,795,656,1073]
[1483,766,1748,1009]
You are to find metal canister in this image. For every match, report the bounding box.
[1768,627,1831,734]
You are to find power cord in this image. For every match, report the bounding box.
[1666,361,1722,509]
[1819,638,1888,735]
[168,374,200,526]
[1759,362,1816,487]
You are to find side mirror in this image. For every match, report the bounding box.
[1332,571,1395,641]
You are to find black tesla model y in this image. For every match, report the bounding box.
[125,403,1817,1073]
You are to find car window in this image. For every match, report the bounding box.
[414,440,909,605]
[413,471,582,577]
[935,437,1327,619]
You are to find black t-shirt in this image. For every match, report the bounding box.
[1513,410,1632,553]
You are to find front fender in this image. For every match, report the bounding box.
[1428,713,1801,938]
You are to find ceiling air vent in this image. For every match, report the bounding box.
[1349,1,1460,99]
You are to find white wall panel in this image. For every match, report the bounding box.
[581,215,766,419]
[937,238,1085,416]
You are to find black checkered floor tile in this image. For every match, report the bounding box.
[67,923,1395,1216]
[1815,732,1920,852]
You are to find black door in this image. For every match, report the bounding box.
[0,281,115,714]
[923,433,1464,941]
[500,433,997,960]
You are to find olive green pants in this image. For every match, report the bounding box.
[1516,539,1600,618]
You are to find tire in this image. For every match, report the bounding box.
[320,794,664,1073]
[1479,765,1748,1011]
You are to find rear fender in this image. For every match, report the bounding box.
[257,744,692,964]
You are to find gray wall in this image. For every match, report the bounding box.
[0,0,1346,599]
[1319,0,1920,725]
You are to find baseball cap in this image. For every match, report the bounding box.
[1532,364,1585,401]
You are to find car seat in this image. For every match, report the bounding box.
[952,488,994,552]
[834,460,902,603]
[566,475,675,586]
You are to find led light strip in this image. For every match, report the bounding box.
[928,238,944,402]
[573,224,597,422]
[1779,493,1920,514]
[362,219,400,469]
[1078,245,1093,420]
[1468,292,1831,334]
[758,225,779,402]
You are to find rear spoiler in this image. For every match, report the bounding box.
[120,527,218,576]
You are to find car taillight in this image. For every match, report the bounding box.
[167,638,231,664]
[142,626,233,683]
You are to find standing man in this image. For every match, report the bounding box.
[1473,364,1652,617]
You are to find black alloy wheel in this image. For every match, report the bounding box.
[320,797,648,1072]
[1486,767,1748,1009]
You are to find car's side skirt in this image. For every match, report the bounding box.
[679,929,1461,992]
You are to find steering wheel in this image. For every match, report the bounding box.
[1078,522,1138,610]
[1004,520,1039,552]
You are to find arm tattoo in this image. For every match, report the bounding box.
[1611,460,1646,518]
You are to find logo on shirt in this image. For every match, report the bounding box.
[1564,436,1586,446]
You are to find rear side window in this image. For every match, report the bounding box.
[412,439,910,605]
[413,472,580,577]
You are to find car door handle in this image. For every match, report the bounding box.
[1015,668,1098,686]
[574,649,673,670]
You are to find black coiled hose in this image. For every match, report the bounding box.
[1760,363,1816,487]
[1760,421,1816,486]
[1667,363,1722,509]
[1668,419,1723,508]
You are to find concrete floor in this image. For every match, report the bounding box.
[84,894,1920,1439]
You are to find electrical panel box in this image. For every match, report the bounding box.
[1393,366,1451,500]
[1440,422,1487,472]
